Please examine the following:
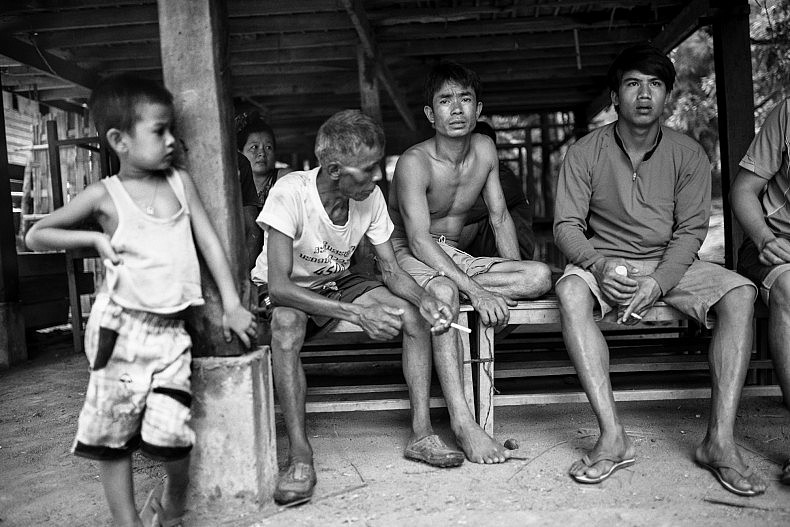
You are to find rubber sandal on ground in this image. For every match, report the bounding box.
[139,482,163,526]
[570,454,635,484]
[697,461,765,497]
[781,458,790,486]
[148,498,184,527]
[404,434,465,468]
[273,460,317,505]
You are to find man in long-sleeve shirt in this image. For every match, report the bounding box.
[554,44,764,497]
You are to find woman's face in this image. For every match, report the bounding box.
[242,131,276,176]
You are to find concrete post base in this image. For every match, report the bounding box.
[0,302,27,368]
[189,346,277,511]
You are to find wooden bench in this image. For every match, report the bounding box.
[274,304,477,415]
[469,296,779,434]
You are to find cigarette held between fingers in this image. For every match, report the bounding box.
[450,322,472,333]
[629,312,643,320]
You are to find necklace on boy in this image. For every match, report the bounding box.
[145,178,160,215]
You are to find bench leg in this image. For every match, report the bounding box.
[474,324,495,435]
[458,311,475,415]
[65,252,84,355]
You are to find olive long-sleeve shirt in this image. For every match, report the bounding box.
[554,122,711,294]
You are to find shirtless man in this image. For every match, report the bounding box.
[389,61,553,463]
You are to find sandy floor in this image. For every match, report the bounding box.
[2,330,790,526]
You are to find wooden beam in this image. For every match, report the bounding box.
[712,0,754,269]
[652,0,714,53]
[376,17,668,41]
[158,0,248,357]
[340,0,416,131]
[381,27,656,56]
[0,73,19,303]
[0,36,97,89]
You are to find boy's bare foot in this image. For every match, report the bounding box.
[695,441,766,497]
[454,422,510,464]
[569,429,635,483]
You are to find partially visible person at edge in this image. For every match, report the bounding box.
[553,43,765,497]
[235,111,293,269]
[252,109,467,506]
[388,61,553,464]
[459,120,537,260]
[26,73,257,526]
[730,96,790,486]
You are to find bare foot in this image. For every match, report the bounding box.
[569,428,635,482]
[695,440,766,496]
[454,422,510,464]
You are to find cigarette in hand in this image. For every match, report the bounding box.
[629,312,643,320]
[449,322,472,333]
[431,319,472,334]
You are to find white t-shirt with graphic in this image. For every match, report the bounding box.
[251,167,393,289]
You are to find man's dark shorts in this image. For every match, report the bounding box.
[257,273,384,342]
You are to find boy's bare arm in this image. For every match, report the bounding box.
[266,230,402,341]
[179,171,256,347]
[25,183,120,263]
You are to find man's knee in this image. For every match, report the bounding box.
[521,262,552,295]
[715,284,756,319]
[770,272,790,308]
[271,308,308,352]
[556,276,594,317]
[426,276,459,306]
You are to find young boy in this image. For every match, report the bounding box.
[26,73,257,526]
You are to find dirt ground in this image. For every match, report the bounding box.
[2,328,790,526]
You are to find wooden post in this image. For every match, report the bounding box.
[157,0,277,510]
[712,0,754,269]
[540,113,555,219]
[158,0,249,357]
[0,75,27,367]
[357,45,382,124]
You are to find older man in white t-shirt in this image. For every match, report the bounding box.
[252,110,471,506]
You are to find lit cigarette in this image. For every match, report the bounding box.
[450,322,472,333]
[629,312,643,320]
[432,319,472,333]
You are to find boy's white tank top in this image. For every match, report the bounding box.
[102,169,204,314]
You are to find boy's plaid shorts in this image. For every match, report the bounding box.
[73,294,195,461]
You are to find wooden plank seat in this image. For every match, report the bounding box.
[272,304,476,415]
[470,295,778,434]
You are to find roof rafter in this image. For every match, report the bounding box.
[340,0,416,131]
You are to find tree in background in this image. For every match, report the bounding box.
[663,0,789,197]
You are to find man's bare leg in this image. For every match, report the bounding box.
[768,273,790,409]
[348,288,434,442]
[270,307,311,464]
[427,277,510,463]
[557,276,634,481]
[473,260,552,300]
[694,285,767,495]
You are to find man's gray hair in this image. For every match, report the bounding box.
[314,110,385,167]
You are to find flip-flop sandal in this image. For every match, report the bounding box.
[780,458,790,486]
[570,454,636,484]
[404,434,465,468]
[139,483,164,526]
[697,461,765,497]
[148,498,184,527]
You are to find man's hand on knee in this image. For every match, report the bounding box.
[358,305,404,340]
